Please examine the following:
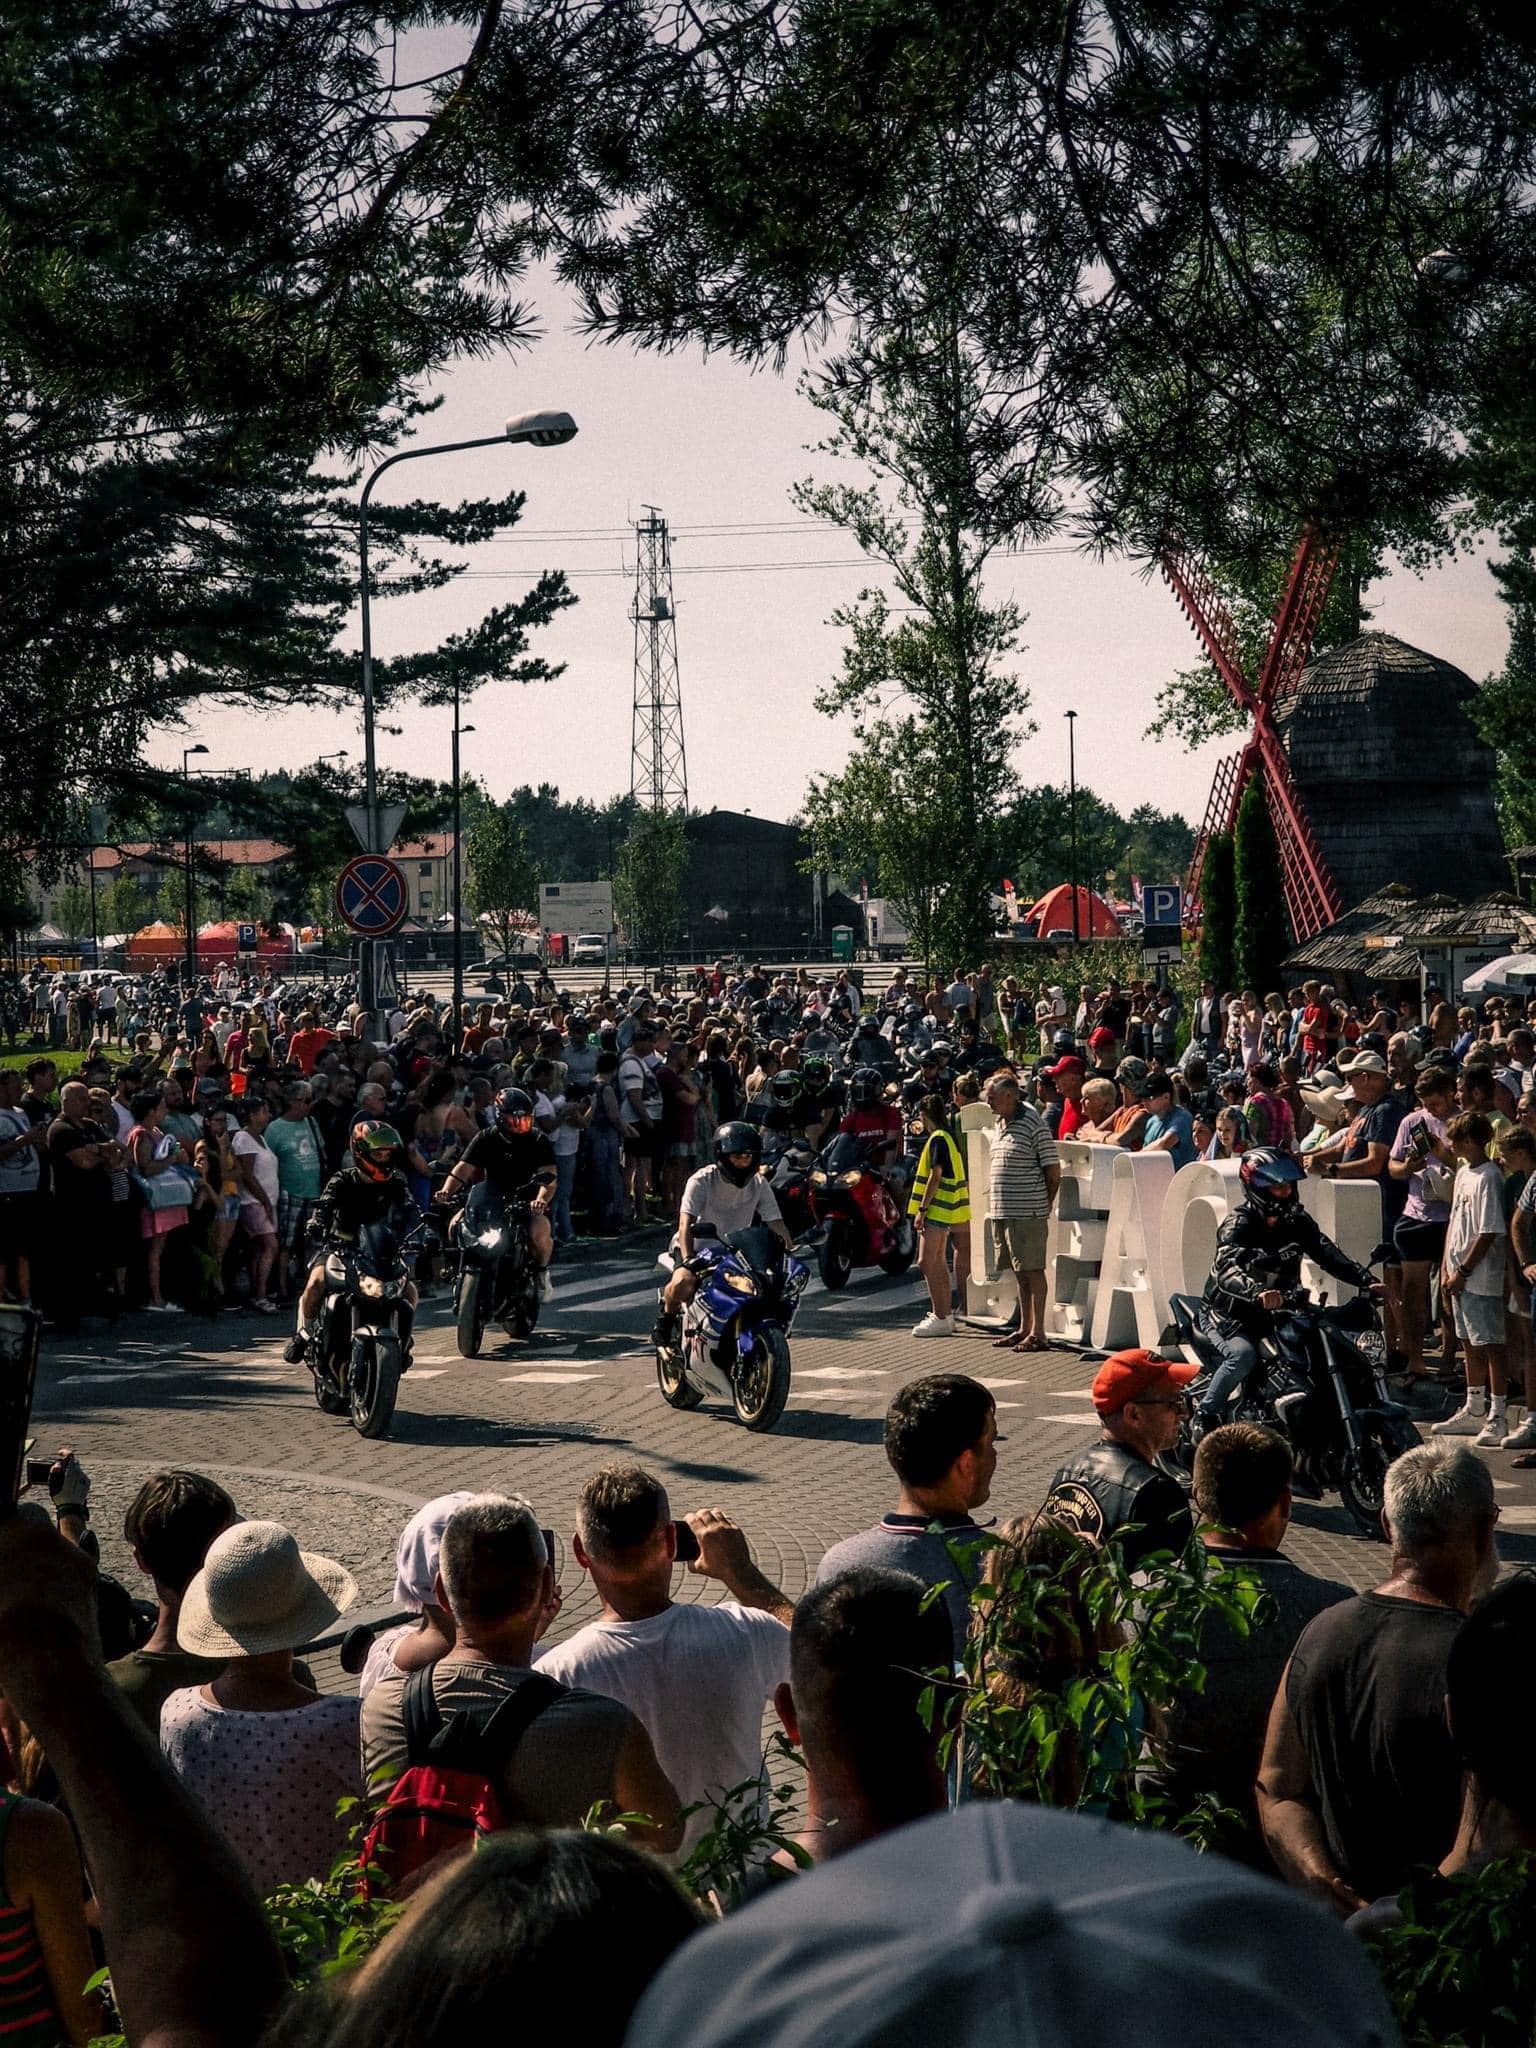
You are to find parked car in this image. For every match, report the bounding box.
[571,933,609,966]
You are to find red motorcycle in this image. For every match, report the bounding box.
[807,1131,917,1289]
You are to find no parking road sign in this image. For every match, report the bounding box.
[335,854,408,937]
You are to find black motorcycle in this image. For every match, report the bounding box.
[310,1214,422,1438]
[451,1178,542,1357]
[757,1129,818,1243]
[1167,1286,1421,1538]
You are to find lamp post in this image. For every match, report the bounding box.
[451,703,476,1038]
[1065,711,1080,947]
[357,409,578,856]
[182,745,209,984]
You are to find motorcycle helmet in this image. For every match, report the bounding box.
[714,1121,763,1187]
[801,1054,831,1093]
[928,1040,954,1064]
[800,1008,820,1029]
[1052,1029,1077,1056]
[1239,1146,1304,1213]
[850,1066,884,1109]
[495,1085,535,1136]
[903,1001,923,1024]
[350,1119,404,1183]
[769,1070,804,1107]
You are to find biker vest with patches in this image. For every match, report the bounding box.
[1042,1440,1192,1569]
[1202,1204,1372,1338]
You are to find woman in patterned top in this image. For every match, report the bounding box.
[0,1786,99,2044]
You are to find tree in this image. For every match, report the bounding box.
[794,301,1040,971]
[1472,579,1536,849]
[1233,789,1289,995]
[467,804,541,962]
[54,884,94,942]
[1197,834,1236,993]
[614,811,688,962]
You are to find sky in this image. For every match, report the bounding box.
[161,275,1516,839]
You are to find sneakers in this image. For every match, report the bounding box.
[282,1330,310,1365]
[1476,1417,1507,1449]
[1432,1403,1488,1436]
[538,1269,554,1303]
[1502,1416,1536,1450]
[250,1297,277,1315]
[147,1301,185,1315]
[912,1312,955,1338]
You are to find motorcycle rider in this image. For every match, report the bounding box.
[796,1054,844,1148]
[838,1067,905,1169]
[653,1122,794,1346]
[1042,1349,1197,1568]
[1195,1148,1378,1434]
[284,1120,423,1365]
[435,1086,557,1297]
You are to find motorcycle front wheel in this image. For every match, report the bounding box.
[312,1372,348,1416]
[1339,1415,1420,1539]
[878,1217,917,1276]
[456,1269,487,1358]
[656,1340,704,1409]
[732,1326,791,1433]
[817,1228,852,1290]
[350,1331,401,1439]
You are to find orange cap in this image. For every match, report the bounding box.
[1090,1348,1199,1415]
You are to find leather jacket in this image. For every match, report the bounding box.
[1202,1201,1373,1339]
[1043,1439,1192,1570]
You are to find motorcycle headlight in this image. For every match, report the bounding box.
[841,1170,864,1187]
[477,1228,503,1248]
[359,1274,387,1300]
[809,1170,827,1186]
[723,1272,759,1295]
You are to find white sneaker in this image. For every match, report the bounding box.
[1476,1418,1506,1449]
[1432,1404,1487,1436]
[538,1269,554,1302]
[912,1313,955,1338]
[1502,1417,1536,1449]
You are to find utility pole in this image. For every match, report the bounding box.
[182,745,209,984]
[1065,710,1080,947]
[629,508,688,815]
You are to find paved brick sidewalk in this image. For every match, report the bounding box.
[34,1243,1536,1666]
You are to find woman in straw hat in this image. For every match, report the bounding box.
[160,1521,360,1893]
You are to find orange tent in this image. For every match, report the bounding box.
[1025,883,1122,940]
[124,921,185,960]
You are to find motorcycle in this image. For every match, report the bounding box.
[806,1130,916,1290]
[757,1129,818,1243]
[1167,1285,1421,1538]
[450,1178,543,1357]
[309,1214,423,1439]
[654,1222,809,1432]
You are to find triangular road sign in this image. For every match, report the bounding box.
[345,803,407,855]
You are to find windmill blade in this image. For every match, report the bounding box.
[1185,746,1251,907]
[1160,548,1257,713]
[1255,529,1340,711]
[1256,726,1344,941]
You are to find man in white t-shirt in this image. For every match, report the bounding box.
[537,1467,792,1858]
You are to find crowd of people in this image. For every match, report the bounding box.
[0,1361,1516,2047]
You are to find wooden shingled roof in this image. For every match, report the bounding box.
[1283,887,1536,980]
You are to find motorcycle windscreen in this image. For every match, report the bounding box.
[355,1214,407,1279]
[464,1180,509,1232]
[818,1131,870,1175]
[724,1223,782,1274]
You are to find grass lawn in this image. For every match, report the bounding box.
[0,1049,91,1080]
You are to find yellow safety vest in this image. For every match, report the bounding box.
[908,1127,970,1228]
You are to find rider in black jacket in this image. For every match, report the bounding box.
[284,1120,422,1363]
[1196,1148,1375,1430]
[1043,1349,1198,1569]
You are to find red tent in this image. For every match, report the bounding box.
[125,920,295,963]
[1025,883,1122,940]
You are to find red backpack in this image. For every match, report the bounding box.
[360,1666,562,1899]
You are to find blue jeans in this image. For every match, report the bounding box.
[587,1126,624,1230]
[1199,1331,1261,1421]
[553,1153,577,1244]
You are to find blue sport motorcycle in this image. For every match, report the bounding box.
[654,1223,809,1432]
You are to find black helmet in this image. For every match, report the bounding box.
[769,1070,804,1107]
[903,1001,923,1022]
[1239,1146,1304,1213]
[350,1119,403,1183]
[714,1121,762,1186]
[1052,1029,1076,1055]
[928,1040,954,1063]
[850,1066,884,1109]
[800,1054,831,1092]
[496,1085,535,1135]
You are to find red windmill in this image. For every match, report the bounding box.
[1162,529,1345,944]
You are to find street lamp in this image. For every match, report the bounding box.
[451,711,476,1037]
[182,745,209,985]
[1064,711,1080,947]
[357,410,579,856]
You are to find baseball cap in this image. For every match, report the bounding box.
[1494,1066,1524,1099]
[1341,1050,1388,1076]
[1090,1348,1198,1415]
[1114,1055,1149,1087]
[1087,1025,1115,1049]
[1046,1054,1085,1077]
[623,1803,1401,2048]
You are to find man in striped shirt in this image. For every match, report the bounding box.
[985,1072,1061,1353]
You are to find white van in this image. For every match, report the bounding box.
[571,933,609,967]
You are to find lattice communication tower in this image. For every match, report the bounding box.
[629,507,688,811]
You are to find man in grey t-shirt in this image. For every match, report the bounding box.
[361,1495,684,1852]
[814,1374,999,1659]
